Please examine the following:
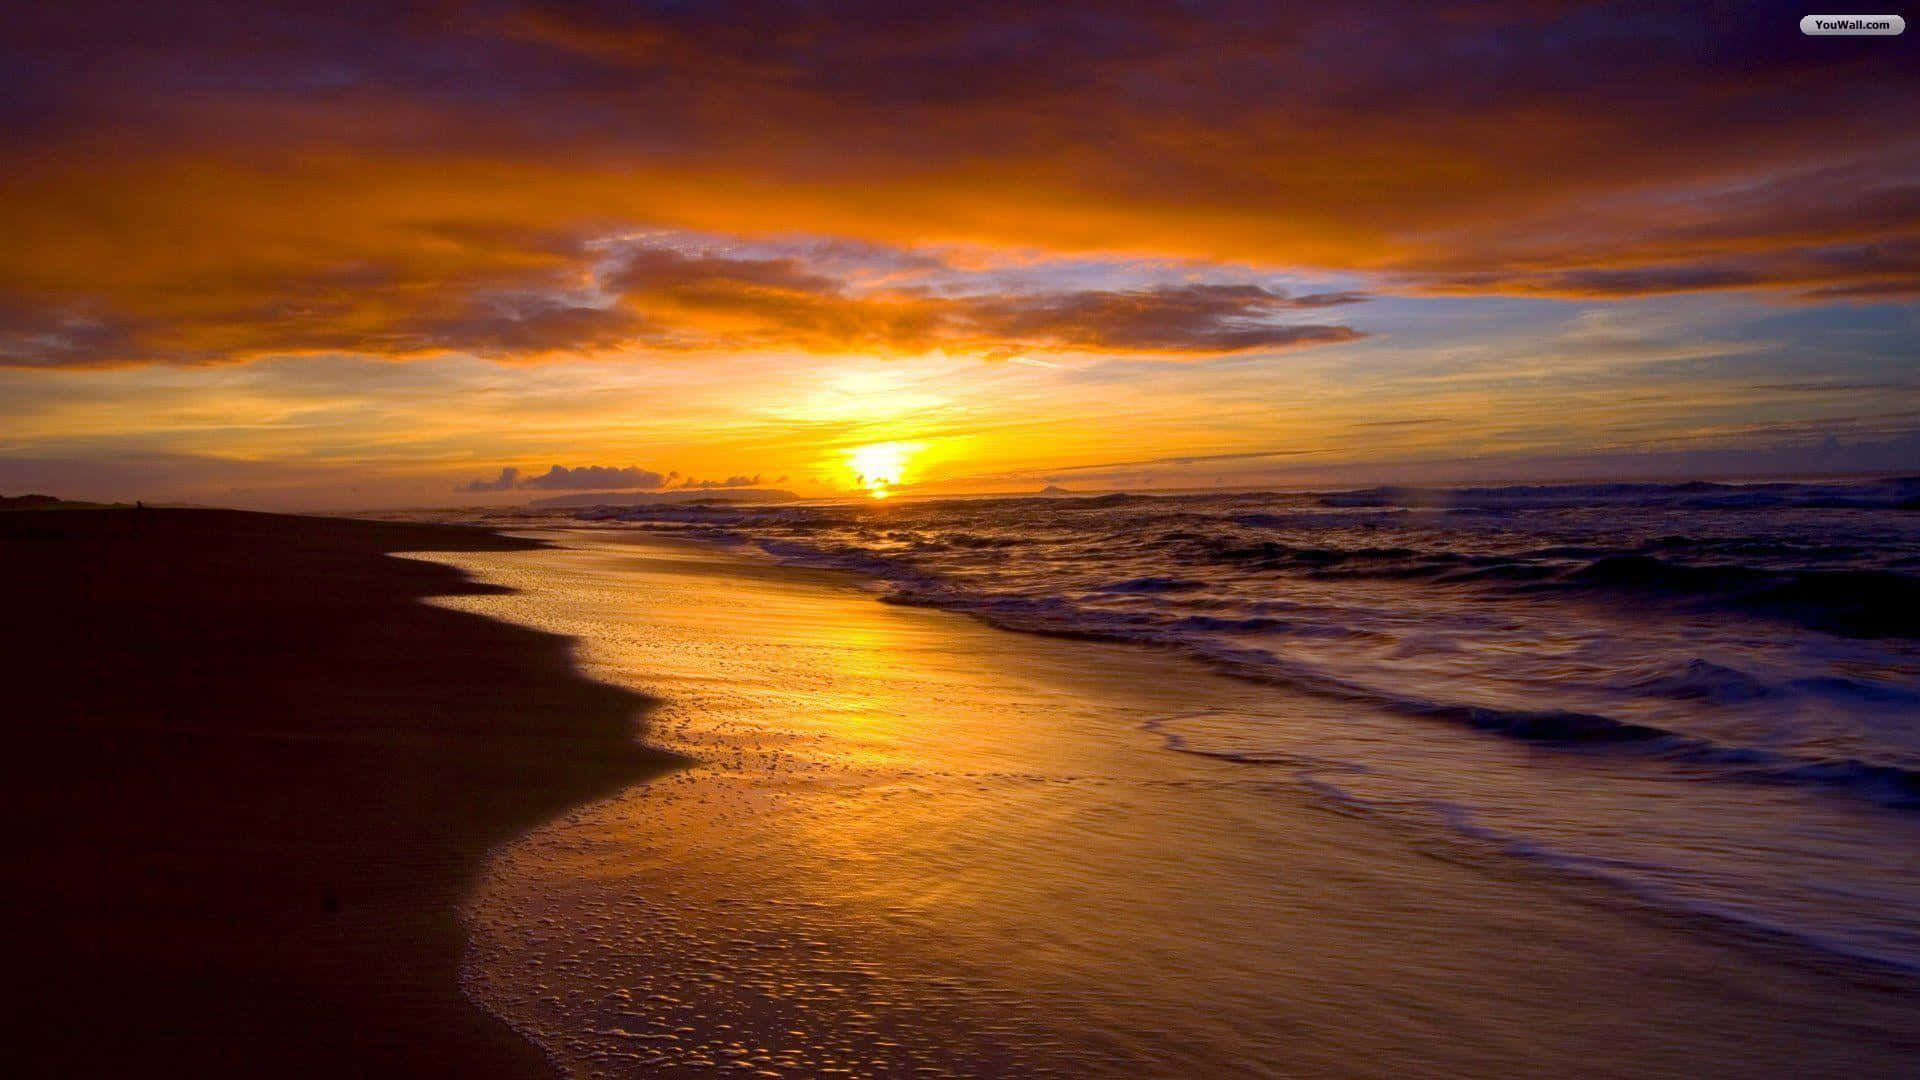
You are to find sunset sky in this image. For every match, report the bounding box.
[3,1,1916,507]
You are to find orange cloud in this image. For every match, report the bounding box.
[0,1,1915,370]
[0,229,1371,366]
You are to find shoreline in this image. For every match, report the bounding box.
[504,530,1920,984]
[12,512,1918,1074]
[1,509,682,1076]
[532,516,1920,979]
[427,530,1920,1077]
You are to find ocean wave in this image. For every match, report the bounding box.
[1559,556,1920,637]
[1315,477,1920,513]
[1091,576,1206,594]
[535,480,1920,981]
[854,572,1920,811]
[912,580,1920,810]
[1627,658,1777,703]
[580,477,1920,814]
[1145,705,1920,974]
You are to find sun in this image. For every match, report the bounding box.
[846,441,920,499]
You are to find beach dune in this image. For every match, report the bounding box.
[0,509,677,1077]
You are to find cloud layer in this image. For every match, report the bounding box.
[1,1,1914,369]
[1,233,1372,367]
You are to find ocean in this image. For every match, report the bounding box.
[476,477,1920,975]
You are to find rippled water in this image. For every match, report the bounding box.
[474,477,1920,972]
[412,509,1920,1077]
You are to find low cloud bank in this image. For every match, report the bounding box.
[460,464,791,494]
[462,464,665,492]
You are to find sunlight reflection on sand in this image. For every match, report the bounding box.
[419,532,1920,1077]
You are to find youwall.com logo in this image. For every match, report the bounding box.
[1799,13,1906,34]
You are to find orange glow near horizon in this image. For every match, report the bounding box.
[2,3,1915,513]
[847,441,920,499]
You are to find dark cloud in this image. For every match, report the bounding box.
[0,235,661,367]
[607,250,841,297]
[678,474,763,489]
[953,285,1368,352]
[462,466,520,492]
[1414,239,1920,301]
[521,465,668,490]
[462,464,670,491]
[0,300,145,369]
[407,293,655,359]
[1748,382,1912,395]
[601,251,1370,357]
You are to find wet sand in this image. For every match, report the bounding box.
[425,530,1920,1078]
[0,510,679,1077]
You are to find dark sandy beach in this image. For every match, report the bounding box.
[0,509,679,1076]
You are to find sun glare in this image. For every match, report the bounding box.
[847,441,920,499]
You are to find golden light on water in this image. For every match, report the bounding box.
[847,441,921,499]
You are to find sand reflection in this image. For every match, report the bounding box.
[423,532,1920,1078]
